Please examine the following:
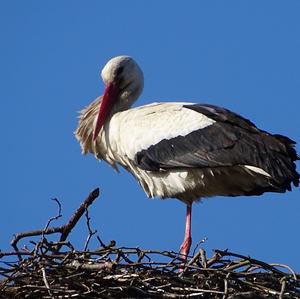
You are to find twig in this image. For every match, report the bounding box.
[222,272,230,299]
[214,249,285,276]
[270,263,297,280]
[83,208,97,251]
[279,277,286,299]
[57,188,100,251]
[41,267,53,298]
[10,188,100,255]
[192,237,208,256]
[43,198,62,234]
[179,248,204,276]
[11,227,63,260]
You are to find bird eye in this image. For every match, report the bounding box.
[116,66,124,76]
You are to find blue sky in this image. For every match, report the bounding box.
[1,1,300,270]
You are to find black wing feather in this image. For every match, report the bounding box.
[134,104,299,189]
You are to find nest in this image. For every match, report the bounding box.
[0,189,299,298]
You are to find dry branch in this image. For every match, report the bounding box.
[1,188,300,299]
[10,188,99,254]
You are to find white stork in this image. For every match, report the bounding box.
[75,55,299,260]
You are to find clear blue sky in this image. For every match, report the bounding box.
[1,1,299,270]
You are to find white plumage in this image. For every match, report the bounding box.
[109,103,215,160]
[76,99,267,201]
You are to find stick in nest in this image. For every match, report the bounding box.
[10,188,100,256]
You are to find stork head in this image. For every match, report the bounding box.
[93,56,144,141]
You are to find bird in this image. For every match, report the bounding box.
[75,55,299,260]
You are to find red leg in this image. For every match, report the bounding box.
[179,203,192,261]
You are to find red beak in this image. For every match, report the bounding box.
[93,82,120,141]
